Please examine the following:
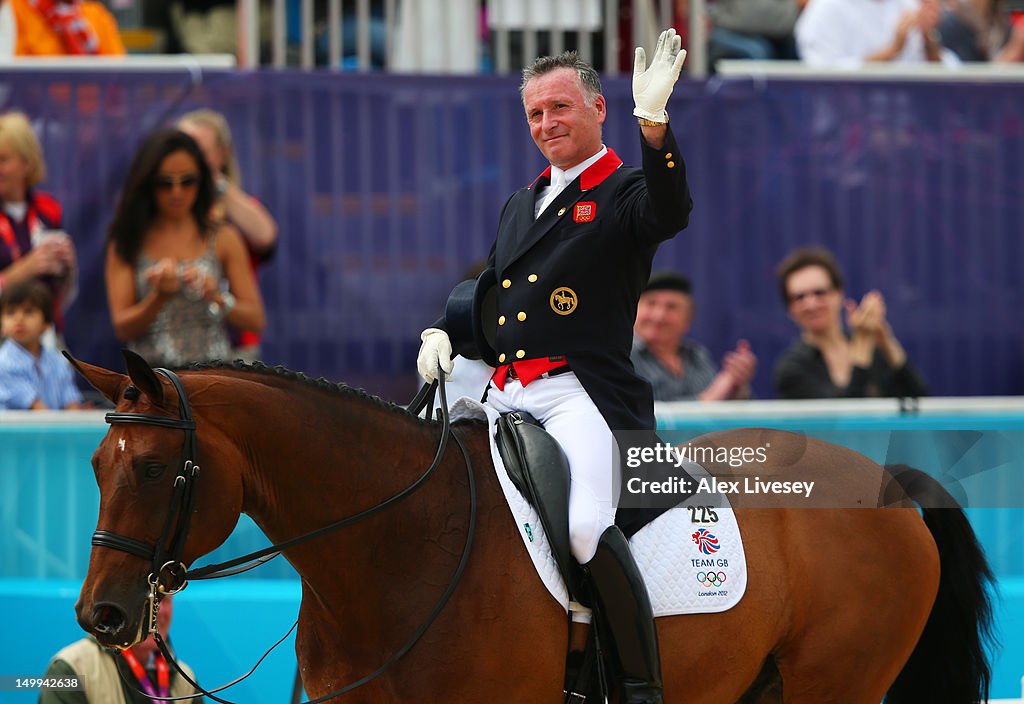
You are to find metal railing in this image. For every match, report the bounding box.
[233,0,710,77]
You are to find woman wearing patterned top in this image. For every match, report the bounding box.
[105,128,265,369]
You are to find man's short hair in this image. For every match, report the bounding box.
[520,51,603,106]
[776,247,845,305]
[644,271,692,296]
[0,280,54,324]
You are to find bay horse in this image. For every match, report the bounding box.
[69,352,994,704]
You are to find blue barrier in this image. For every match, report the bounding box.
[0,69,1021,399]
[0,577,1020,702]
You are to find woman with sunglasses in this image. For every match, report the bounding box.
[773,246,928,399]
[105,128,265,368]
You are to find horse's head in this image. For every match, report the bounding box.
[68,350,245,649]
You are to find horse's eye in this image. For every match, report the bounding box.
[144,462,166,479]
[124,386,140,401]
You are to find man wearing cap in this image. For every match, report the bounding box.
[417,30,691,704]
[633,271,757,401]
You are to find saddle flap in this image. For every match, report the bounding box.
[495,412,588,601]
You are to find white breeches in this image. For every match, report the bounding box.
[487,372,617,563]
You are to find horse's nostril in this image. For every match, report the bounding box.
[91,603,127,636]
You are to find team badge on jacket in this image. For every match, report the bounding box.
[573,202,597,223]
[550,287,578,315]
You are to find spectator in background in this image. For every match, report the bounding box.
[105,128,265,369]
[40,595,201,704]
[938,0,1024,61]
[631,271,756,401]
[0,279,83,409]
[773,247,928,399]
[168,0,237,55]
[708,0,805,65]
[0,111,77,337]
[795,0,958,67]
[178,109,277,361]
[2,0,124,56]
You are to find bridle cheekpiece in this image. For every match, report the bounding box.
[100,368,200,637]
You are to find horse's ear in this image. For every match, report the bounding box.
[122,350,164,404]
[64,351,127,403]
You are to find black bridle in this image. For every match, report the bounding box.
[98,367,476,703]
[100,368,200,640]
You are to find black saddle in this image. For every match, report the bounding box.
[496,411,589,603]
[494,411,695,600]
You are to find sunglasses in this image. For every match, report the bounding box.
[155,174,200,191]
[788,287,833,304]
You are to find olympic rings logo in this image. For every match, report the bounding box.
[697,571,727,587]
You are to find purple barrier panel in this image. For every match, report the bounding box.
[1,71,1021,400]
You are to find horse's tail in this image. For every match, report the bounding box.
[884,466,997,704]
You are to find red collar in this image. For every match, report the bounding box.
[530,149,622,191]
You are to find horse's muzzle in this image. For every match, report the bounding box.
[77,601,133,647]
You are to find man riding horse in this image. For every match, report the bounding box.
[417,29,692,704]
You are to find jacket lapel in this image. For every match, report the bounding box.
[497,150,623,271]
[500,181,585,269]
[497,179,543,270]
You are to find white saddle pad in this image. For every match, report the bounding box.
[449,398,747,618]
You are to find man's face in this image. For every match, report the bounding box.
[522,68,606,170]
[1,302,47,351]
[634,290,693,348]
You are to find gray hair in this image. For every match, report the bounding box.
[519,51,603,106]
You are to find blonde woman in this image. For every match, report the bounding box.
[178,109,278,255]
[0,110,76,332]
[179,109,277,360]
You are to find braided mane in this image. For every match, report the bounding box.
[185,359,426,422]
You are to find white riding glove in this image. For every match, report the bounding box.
[417,328,454,383]
[632,28,688,123]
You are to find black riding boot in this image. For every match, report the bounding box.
[585,525,663,704]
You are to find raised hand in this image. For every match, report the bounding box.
[722,339,757,388]
[632,28,688,123]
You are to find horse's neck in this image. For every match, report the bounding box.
[227,391,490,659]
[217,385,444,581]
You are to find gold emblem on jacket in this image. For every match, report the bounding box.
[550,287,578,315]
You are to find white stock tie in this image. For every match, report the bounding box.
[537,170,566,218]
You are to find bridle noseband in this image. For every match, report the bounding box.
[100,368,200,635]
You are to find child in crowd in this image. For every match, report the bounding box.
[0,279,83,409]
